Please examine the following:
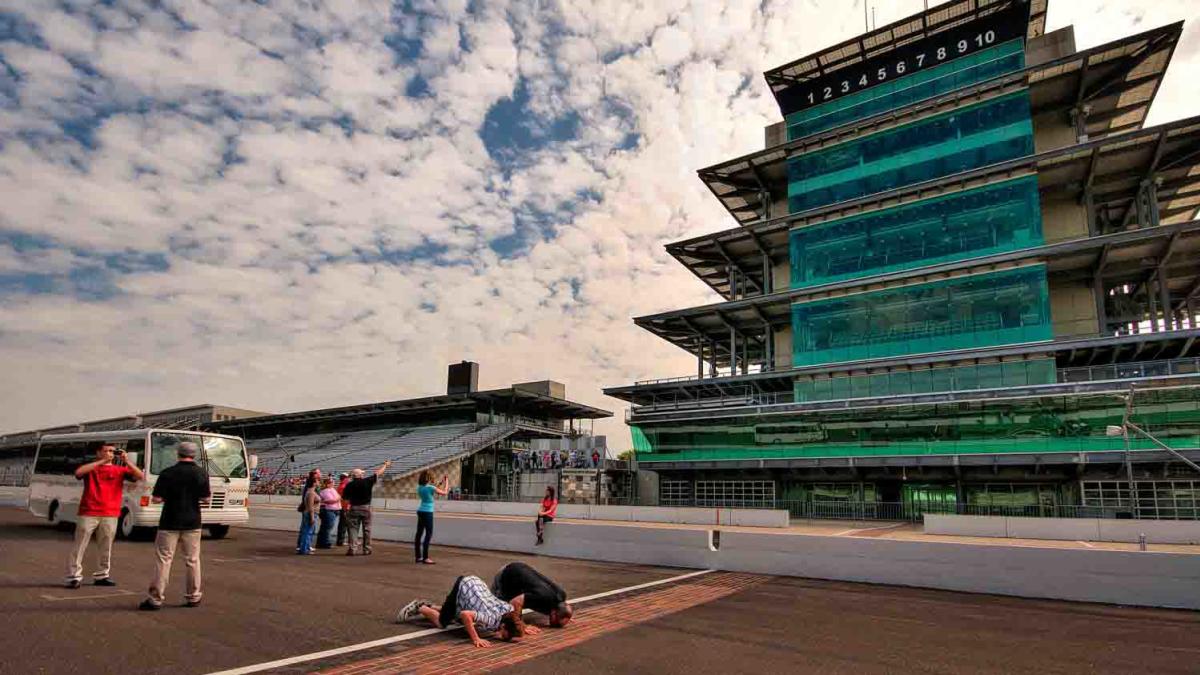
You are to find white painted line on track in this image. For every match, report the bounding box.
[42,589,137,601]
[834,522,908,537]
[206,568,717,675]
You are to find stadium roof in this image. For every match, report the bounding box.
[764,0,1048,107]
[209,387,611,432]
[673,109,1200,299]
[706,22,1181,225]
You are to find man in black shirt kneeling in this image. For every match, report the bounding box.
[491,561,573,628]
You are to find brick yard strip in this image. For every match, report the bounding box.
[317,572,767,675]
[206,569,715,675]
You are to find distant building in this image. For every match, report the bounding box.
[606,0,1200,518]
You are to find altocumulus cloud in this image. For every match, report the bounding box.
[0,0,1197,447]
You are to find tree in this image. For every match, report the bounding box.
[616,450,635,462]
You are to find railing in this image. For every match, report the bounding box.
[655,499,1156,522]
[0,465,31,487]
[630,334,1200,392]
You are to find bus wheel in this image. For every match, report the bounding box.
[117,509,134,540]
[48,501,60,525]
[207,525,230,540]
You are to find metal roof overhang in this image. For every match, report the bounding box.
[704,22,1181,227]
[764,0,1048,103]
[637,448,1200,472]
[604,328,1200,405]
[673,107,1200,300]
[467,389,613,420]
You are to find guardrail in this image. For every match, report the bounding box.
[660,500,1160,522]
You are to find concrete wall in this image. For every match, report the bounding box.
[926,514,1200,545]
[773,324,792,370]
[772,259,789,294]
[1033,108,1076,154]
[1049,280,1099,338]
[247,506,1200,610]
[256,495,790,528]
[764,121,786,148]
[1041,196,1089,243]
[1026,26,1077,67]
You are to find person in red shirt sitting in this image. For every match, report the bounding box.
[535,486,557,546]
[66,441,144,589]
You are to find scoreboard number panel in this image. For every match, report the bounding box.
[780,0,1031,116]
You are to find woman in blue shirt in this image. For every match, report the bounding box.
[415,471,449,564]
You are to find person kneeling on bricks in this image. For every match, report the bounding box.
[396,575,526,648]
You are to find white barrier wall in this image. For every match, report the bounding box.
[258,495,789,528]
[247,506,1200,610]
[925,514,1200,545]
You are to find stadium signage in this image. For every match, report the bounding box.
[775,0,1032,116]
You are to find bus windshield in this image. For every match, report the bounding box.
[150,433,247,478]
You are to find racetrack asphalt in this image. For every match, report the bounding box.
[1,507,1198,675]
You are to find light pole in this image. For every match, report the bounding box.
[1105,388,1200,519]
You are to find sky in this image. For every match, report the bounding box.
[1,0,1199,448]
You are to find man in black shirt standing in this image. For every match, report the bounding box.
[342,460,390,556]
[139,441,210,610]
[491,561,573,627]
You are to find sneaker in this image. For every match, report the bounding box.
[94,578,117,587]
[138,600,161,611]
[184,599,201,608]
[66,580,81,589]
[396,599,424,623]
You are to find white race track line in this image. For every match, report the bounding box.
[833,522,908,537]
[206,568,715,675]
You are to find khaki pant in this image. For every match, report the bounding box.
[66,515,117,582]
[146,529,202,606]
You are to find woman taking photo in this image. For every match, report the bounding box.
[415,471,449,564]
[535,486,557,545]
[316,476,341,549]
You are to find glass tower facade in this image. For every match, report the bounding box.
[608,1,1200,518]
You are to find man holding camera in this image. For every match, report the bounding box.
[65,441,145,589]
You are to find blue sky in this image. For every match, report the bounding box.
[1,0,1198,446]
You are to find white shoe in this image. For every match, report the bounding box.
[397,599,427,623]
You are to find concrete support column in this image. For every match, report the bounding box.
[1093,279,1108,336]
[696,337,704,379]
[1158,268,1173,332]
[761,253,772,294]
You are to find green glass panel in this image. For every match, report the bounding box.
[791,265,1052,366]
[787,39,1025,140]
[787,91,1034,214]
[634,388,1200,462]
[789,176,1042,288]
[791,359,1057,403]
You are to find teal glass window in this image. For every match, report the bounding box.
[786,39,1026,141]
[793,359,1057,402]
[789,176,1042,288]
[791,265,1052,366]
[787,91,1034,214]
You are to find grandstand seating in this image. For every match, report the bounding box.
[249,423,518,485]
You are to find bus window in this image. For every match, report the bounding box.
[151,433,205,474]
[202,436,247,478]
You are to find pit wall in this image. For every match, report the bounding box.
[255,495,790,528]
[247,506,1200,611]
[925,514,1200,545]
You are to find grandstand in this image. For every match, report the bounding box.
[212,363,611,499]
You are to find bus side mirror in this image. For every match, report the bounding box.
[249,454,258,470]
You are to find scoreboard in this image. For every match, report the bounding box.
[776,0,1033,117]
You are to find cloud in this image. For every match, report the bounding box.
[0,0,1197,452]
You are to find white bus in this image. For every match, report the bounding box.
[28,429,257,539]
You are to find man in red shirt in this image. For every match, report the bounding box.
[66,441,144,588]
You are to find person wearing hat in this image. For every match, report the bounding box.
[139,440,210,610]
[335,471,351,547]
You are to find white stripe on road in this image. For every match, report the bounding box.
[833,522,908,537]
[206,568,716,675]
[42,589,137,601]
